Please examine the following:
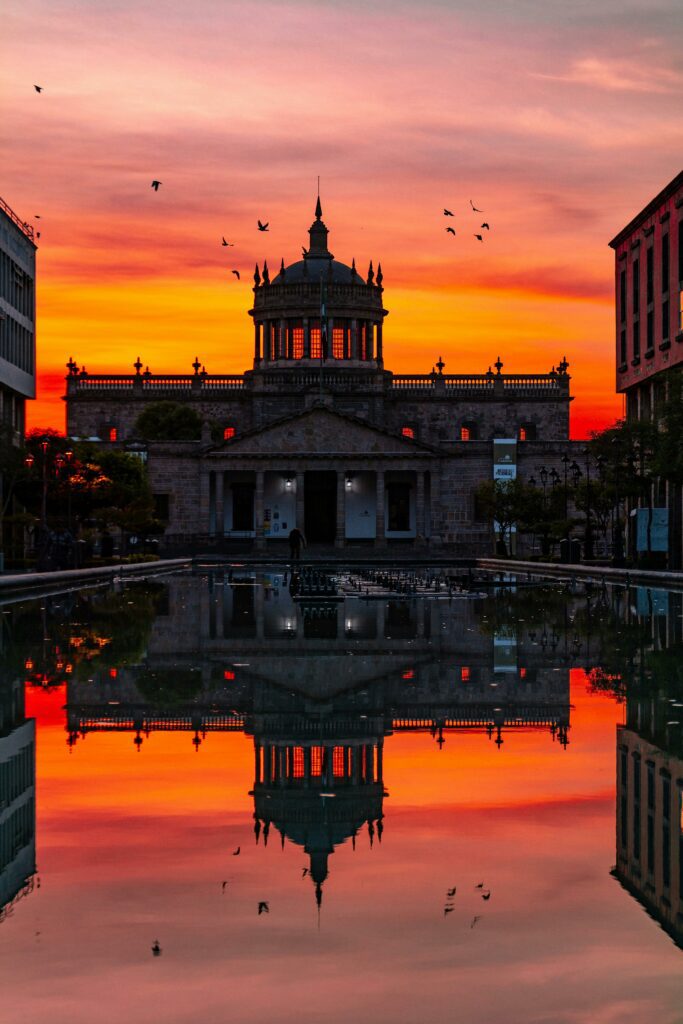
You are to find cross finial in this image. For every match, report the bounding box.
[494,355,503,374]
[436,355,445,375]
[192,356,201,375]
[134,356,143,375]
[66,357,78,376]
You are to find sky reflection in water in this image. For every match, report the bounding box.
[1,569,682,1024]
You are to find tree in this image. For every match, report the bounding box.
[475,478,539,556]
[135,402,201,441]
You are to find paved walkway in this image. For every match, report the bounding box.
[0,557,192,598]
[476,557,683,590]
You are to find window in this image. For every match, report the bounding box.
[620,329,627,365]
[646,310,654,354]
[632,258,640,315]
[633,320,640,361]
[460,422,477,440]
[332,326,344,359]
[223,426,236,440]
[387,482,411,530]
[619,269,627,322]
[519,423,536,441]
[662,233,670,294]
[310,325,321,359]
[646,247,654,305]
[292,326,304,359]
[153,493,170,521]
[401,426,415,439]
[461,666,470,682]
[662,299,670,343]
[108,426,118,442]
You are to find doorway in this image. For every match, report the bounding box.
[304,471,337,543]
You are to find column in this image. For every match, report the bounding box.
[375,469,385,545]
[376,739,384,784]
[281,318,288,359]
[296,471,305,531]
[254,742,262,784]
[416,470,425,540]
[367,322,374,361]
[327,316,334,360]
[351,319,358,360]
[376,321,383,365]
[304,746,311,787]
[216,470,224,538]
[335,470,345,548]
[254,469,265,550]
[303,317,310,358]
[254,322,261,364]
[208,471,216,536]
[199,468,211,535]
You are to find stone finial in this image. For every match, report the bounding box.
[315,195,323,220]
[66,357,78,376]
[436,355,445,375]
[262,260,270,285]
[558,355,569,375]
[376,262,383,287]
[192,356,201,375]
[279,257,285,278]
[134,356,143,375]
[494,356,503,374]
[367,260,374,285]
[254,263,261,286]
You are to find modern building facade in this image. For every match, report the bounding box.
[66,199,573,554]
[0,197,36,444]
[0,677,36,921]
[609,171,683,567]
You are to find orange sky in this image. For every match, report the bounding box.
[3,2,683,437]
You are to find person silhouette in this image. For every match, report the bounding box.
[288,527,306,561]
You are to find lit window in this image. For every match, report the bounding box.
[402,669,414,680]
[460,426,471,441]
[292,327,304,359]
[292,747,305,778]
[223,426,236,440]
[401,426,415,439]
[108,426,118,442]
[224,669,235,680]
[310,327,322,359]
[332,327,344,359]
[109,668,118,679]
[461,666,470,682]
[333,746,345,777]
[311,746,323,776]
[519,427,527,441]
[520,667,527,679]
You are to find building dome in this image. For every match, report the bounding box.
[249,197,388,369]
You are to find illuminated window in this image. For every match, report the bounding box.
[461,666,470,682]
[108,426,118,442]
[311,746,323,776]
[360,324,367,360]
[223,426,236,440]
[333,746,345,777]
[109,668,118,679]
[310,326,321,359]
[292,747,305,778]
[460,426,470,441]
[292,326,304,359]
[519,423,536,441]
[519,427,527,441]
[223,669,235,680]
[520,667,527,679]
[402,669,414,680]
[332,327,344,359]
[401,426,415,439]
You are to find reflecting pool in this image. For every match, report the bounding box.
[1,568,682,1023]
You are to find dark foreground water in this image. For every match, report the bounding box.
[1,568,682,1024]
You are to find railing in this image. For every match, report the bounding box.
[0,197,34,242]
[67,374,244,392]
[391,372,568,396]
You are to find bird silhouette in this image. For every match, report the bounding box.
[474,234,484,241]
[469,200,483,212]
[302,246,309,256]
[231,270,240,279]
[302,868,309,878]
[258,901,269,915]
[444,906,454,916]
[34,85,43,93]
[221,881,228,891]
[257,220,269,232]
[482,890,491,901]
[470,916,482,929]
[151,180,162,191]
[447,887,457,898]
[443,208,454,216]
[35,214,41,219]
[222,237,233,246]
[481,223,490,230]
[475,883,484,889]
[446,227,456,235]
[151,940,162,956]
[232,846,241,856]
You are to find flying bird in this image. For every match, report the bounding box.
[444,906,454,916]
[151,940,162,956]
[302,868,309,878]
[443,208,454,216]
[447,887,457,898]
[258,901,269,915]
[222,237,233,247]
[482,891,491,901]
[35,214,41,219]
[221,881,229,891]
[231,270,240,279]
[151,180,162,191]
[446,227,456,235]
[474,234,484,241]
[481,223,490,230]
[257,220,269,232]
[34,85,43,93]
[469,200,483,212]
[232,846,241,856]
[475,883,484,889]
[470,916,482,929]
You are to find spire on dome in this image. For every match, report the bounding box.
[307,194,332,259]
[253,263,261,286]
[315,194,323,220]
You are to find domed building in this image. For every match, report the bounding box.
[65,196,573,555]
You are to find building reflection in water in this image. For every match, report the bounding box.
[0,672,36,922]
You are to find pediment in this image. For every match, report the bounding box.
[208,406,435,456]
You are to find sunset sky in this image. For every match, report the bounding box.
[3,0,683,436]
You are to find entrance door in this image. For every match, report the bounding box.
[304,471,337,543]
[231,483,254,531]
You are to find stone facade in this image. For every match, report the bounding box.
[65,200,575,554]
